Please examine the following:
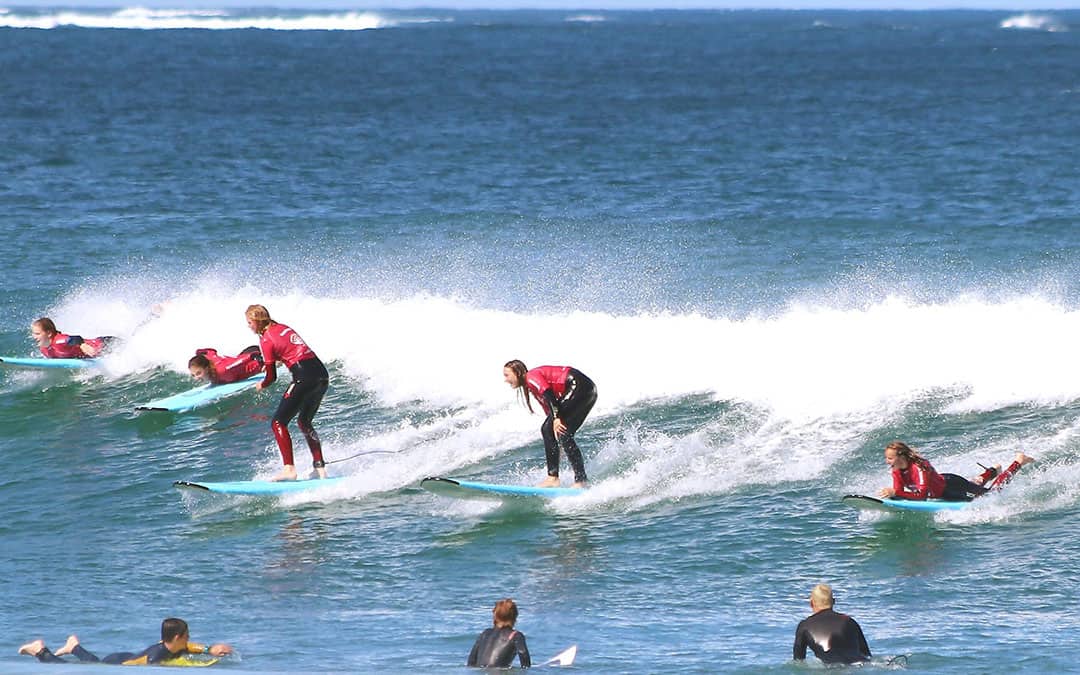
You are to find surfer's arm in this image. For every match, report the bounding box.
[892,466,929,500]
[513,632,531,668]
[257,361,277,390]
[793,626,809,660]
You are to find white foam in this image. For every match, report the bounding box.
[1000,13,1068,32]
[0,7,398,31]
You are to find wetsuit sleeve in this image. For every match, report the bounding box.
[541,390,561,419]
[793,622,809,660]
[855,621,871,658]
[259,339,277,387]
[185,642,207,655]
[66,335,85,346]
[515,632,531,668]
[893,465,929,500]
[467,636,481,666]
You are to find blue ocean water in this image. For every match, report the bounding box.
[2,8,1080,673]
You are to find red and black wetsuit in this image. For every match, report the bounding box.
[40,333,110,359]
[467,627,531,669]
[893,458,1026,502]
[259,323,329,469]
[195,346,263,385]
[793,608,871,665]
[525,365,597,484]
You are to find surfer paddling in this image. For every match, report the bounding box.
[18,617,231,666]
[31,318,114,359]
[503,360,597,488]
[878,441,1035,502]
[246,304,330,481]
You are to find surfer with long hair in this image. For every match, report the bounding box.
[503,360,597,488]
[878,440,1034,501]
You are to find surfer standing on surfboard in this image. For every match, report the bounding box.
[467,598,531,669]
[246,304,330,482]
[878,441,1034,501]
[31,317,113,358]
[503,360,597,488]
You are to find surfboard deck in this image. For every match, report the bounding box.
[421,477,585,500]
[0,355,98,370]
[542,644,577,667]
[136,375,264,413]
[842,494,970,513]
[174,477,346,495]
[159,656,220,667]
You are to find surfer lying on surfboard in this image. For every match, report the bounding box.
[31,317,114,359]
[878,441,1035,502]
[467,598,531,669]
[504,360,597,488]
[18,617,232,666]
[188,346,264,385]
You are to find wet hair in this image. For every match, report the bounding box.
[504,360,533,413]
[886,440,929,469]
[810,584,835,609]
[245,304,273,334]
[492,599,518,628]
[161,618,189,643]
[32,318,58,336]
[188,354,215,381]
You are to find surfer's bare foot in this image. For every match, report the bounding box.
[572,481,588,489]
[537,476,561,488]
[19,639,44,657]
[271,466,298,482]
[54,635,79,657]
[314,466,328,479]
[1016,453,1035,466]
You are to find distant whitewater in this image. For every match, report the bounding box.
[0,6,450,30]
[1000,13,1068,32]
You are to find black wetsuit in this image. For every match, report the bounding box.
[793,608,871,665]
[29,641,200,665]
[467,627,531,669]
[538,369,597,484]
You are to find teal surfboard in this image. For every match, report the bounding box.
[137,375,264,413]
[0,355,98,370]
[174,477,346,495]
[842,494,970,513]
[421,476,585,500]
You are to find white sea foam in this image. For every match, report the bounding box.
[565,14,607,23]
[36,280,1080,512]
[999,13,1068,32]
[0,7,403,30]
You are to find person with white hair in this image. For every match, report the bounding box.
[793,584,871,665]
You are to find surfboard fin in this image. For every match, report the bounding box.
[543,644,577,667]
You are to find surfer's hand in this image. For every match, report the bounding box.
[878,487,895,498]
[553,417,567,436]
[209,644,233,656]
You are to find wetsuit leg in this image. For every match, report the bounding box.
[71,645,102,663]
[102,652,136,665]
[29,647,67,663]
[296,376,328,467]
[941,474,987,501]
[554,371,597,484]
[988,460,1023,490]
[540,416,560,477]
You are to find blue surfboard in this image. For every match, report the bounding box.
[174,477,346,495]
[0,355,98,370]
[136,375,265,413]
[421,476,585,500]
[842,494,970,513]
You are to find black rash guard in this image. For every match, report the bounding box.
[467,627,531,668]
[793,608,871,665]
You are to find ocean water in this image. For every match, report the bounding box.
[2,8,1080,673]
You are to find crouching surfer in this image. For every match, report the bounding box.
[246,304,330,482]
[31,318,115,359]
[878,441,1035,502]
[18,617,231,665]
[188,346,264,385]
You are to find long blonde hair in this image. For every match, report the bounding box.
[245,304,273,335]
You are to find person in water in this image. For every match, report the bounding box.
[30,318,113,359]
[503,360,597,488]
[18,617,232,666]
[467,598,531,669]
[246,304,330,482]
[878,440,1035,502]
[793,583,871,665]
[188,346,264,385]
